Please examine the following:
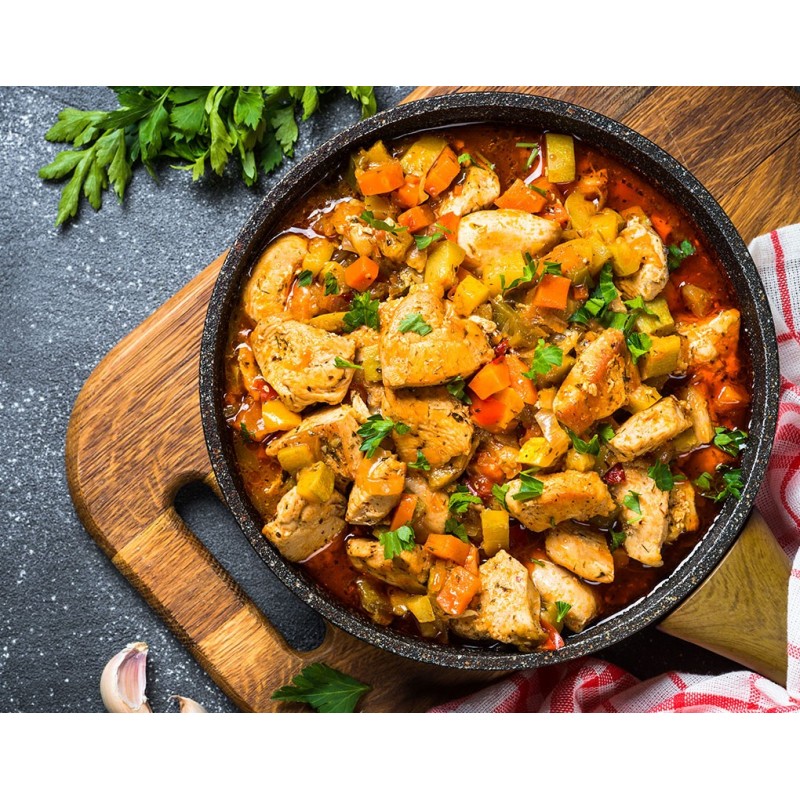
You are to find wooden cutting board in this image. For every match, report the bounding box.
[65,87,799,712]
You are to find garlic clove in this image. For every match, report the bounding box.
[100,641,153,713]
[171,695,207,713]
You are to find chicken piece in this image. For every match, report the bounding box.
[615,214,669,301]
[251,318,356,412]
[242,234,308,322]
[346,453,406,525]
[611,463,669,567]
[404,474,449,535]
[346,538,432,594]
[262,486,346,562]
[450,551,546,647]
[553,328,628,435]
[505,470,616,532]
[609,396,692,462]
[438,166,501,217]
[379,285,493,388]
[265,405,363,482]
[382,387,474,469]
[528,560,599,633]
[675,309,741,369]
[545,524,614,584]
[456,209,562,273]
[666,481,700,544]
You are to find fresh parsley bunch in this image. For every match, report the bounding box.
[39,86,377,225]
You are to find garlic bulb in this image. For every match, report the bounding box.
[100,642,152,713]
[171,695,207,713]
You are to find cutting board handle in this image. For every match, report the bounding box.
[658,510,790,684]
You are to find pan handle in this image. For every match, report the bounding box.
[657,510,790,685]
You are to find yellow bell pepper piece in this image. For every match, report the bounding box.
[296,461,335,503]
[481,509,509,557]
[406,594,436,624]
[424,240,465,295]
[483,252,527,297]
[277,443,315,474]
[453,274,491,316]
[626,385,662,413]
[302,239,335,276]
[545,133,576,183]
[565,449,595,472]
[261,399,302,434]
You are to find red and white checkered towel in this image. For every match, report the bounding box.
[432,224,800,713]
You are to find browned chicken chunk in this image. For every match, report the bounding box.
[379,285,493,388]
[346,453,406,525]
[615,214,668,302]
[438,166,501,217]
[251,318,356,412]
[528,560,599,633]
[676,309,741,369]
[553,328,628,435]
[666,481,700,544]
[450,551,546,647]
[346,538,432,594]
[242,234,308,322]
[545,524,615,584]
[611,464,669,567]
[262,486,346,562]
[609,396,692,462]
[505,470,617,532]
[403,474,449,535]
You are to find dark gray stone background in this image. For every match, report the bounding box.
[0,86,739,713]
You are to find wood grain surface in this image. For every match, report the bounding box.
[66,87,796,711]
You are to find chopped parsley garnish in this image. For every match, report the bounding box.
[529,558,545,567]
[445,517,469,542]
[515,142,540,170]
[530,183,548,197]
[408,450,431,471]
[694,472,713,492]
[648,462,675,492]
[333,356,362,370]
[500,253,537,293]
[271,662,371,714]
[357,414,410,458]
[713,427,749,457]
[360,210,406,233]
[598,424,616,442]
[448,484,483,515]
[324,271,340,296]
[623,296,647,312]
[447,377,472,406]
[457,153,473,165]
[626,331,652,363]
[474,152,495,170]
[413,224,450,250]
[516,141,538,148]
[623,490,642,521]
[610,528,627,551]
[343,291,380,332]
[697,466,744,502]
[492,483,509,510]
[513,469,545,502]
[555,601,572,624]
[379,524,417,559]
[566,428,600,456]
[570,263,618,324]
[398,312,433,336]
[296,269,314,287]
[239,422,255,442]
[667,239,696,272]
[523,339,564,379]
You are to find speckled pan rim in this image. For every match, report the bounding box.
[200,92,778,670]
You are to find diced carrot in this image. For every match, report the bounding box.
[540,620,565,651]
[397,204,435,233]
[470,393,507,430]
[716,383,750,407]
[504,354,538,404]
[495,178,546,213]
[650,212,673,241]
[424,147,460,197]
[692,445,728,476]
[437,211,461,241]
[392,174,423,208]
[356,161,405,196]
[436,566,481,616]
[424,533,472,565]
[344,255,379,291]
[473,450,506,483]
[464,545,480,576]
[390,493,417,530]
[531,176,555,195]
[468,360,511,400]
[428,559,449,594]
[533,274,571,310]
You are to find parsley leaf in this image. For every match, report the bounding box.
[492,483,510,510]
[694,472,713,491]
[408,450,431,471]
[566,428,600,456]
[530,183,548,197]
[357,414,408,458]
[447,377,472,406]
[667,239,696,272]
[445,517,469,542]
[626,331,652,363]
[598,424,616,442]
[570,263,618,324]
[713,426,749,457]
[414,231,444,250]
[360,210,406,233]
[239,422,255,442]
[555,601,572,624]
[398,312,433,336]
[516,142,540,170]
[623,490,642,521]
[296,269,313,287]
[324,271,340,296]
[457,153,473,165]
[513,469,545,502]
[523,339,564,379]
[648,462,675,491]
[610,528,627,551]
[334,356,362,370]
[717,466,744,501]
[500,253,537,294]
[379,524,417,559]
[448,484,483,514]
[343,291,380,332]
[271,662,371,713]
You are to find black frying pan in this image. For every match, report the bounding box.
[200,92,778,671]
